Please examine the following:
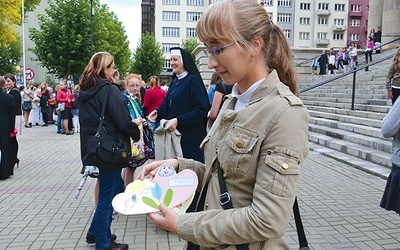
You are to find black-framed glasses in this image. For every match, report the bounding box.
[204,42,235,57]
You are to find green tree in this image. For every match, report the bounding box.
[29,0,131,79]
[0,35,22,75]
[181,37,200,61]
[131,33,164,82]
[0,0,40,46]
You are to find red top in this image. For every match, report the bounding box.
[56,88,74,108]
[142,85,166,116]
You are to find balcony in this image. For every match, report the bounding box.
[333,25,346,31]
[315,39,330,45]
[349,11,364,17]
[316,9,331,16]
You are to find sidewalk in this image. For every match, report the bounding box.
[0,124,399,250]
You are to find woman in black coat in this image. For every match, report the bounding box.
[79,52,140,250]
[0,76,16,180]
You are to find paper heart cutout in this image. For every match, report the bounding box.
[112,165,198,215]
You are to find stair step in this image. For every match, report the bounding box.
[308,142,391,179]
[309,123,392,153]
[308,131,392,167]
[305,106,387,120]
[303,100,390,113]
[308,110,383,128]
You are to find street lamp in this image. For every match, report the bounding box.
[90,0,94,55]
[22,0,27,88]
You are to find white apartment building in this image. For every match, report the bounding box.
[293,0,348,49]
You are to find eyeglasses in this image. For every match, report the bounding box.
[204,42,235,57]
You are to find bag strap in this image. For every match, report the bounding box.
[216,161,249,250]
[95,85,111,136]
[293,197,310,249]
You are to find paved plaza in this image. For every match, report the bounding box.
[0,124,399,250]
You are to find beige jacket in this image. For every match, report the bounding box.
[154,119,183,161]
[176,70,309,250]
[386,62,400,91]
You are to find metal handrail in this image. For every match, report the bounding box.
[296,37,400,67]
[299,52,396,110]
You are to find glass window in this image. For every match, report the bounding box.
[164,59,171,68]
[318,18,328,25]
[283,29,291,39]
[162,27,180,37]
[334,4,345,11]
[299,17,310,25]
[162,43,180,53]
[263,0,273,6]
[187,0,204,6]
[300,3,311,10]
[163,0,180,4]
[277,13,291,23]
[278,0,291,7]
[351,4,361,12]
[187,12,202,22]
[299,32,310,40]
[333,33,344,40]
[186,28,196,37]
[350,34,360,41]
[162,11,180,21]
[317,32,327,39]
[350,19,360,27]
[334,19,344,25]
[318,3,329,10]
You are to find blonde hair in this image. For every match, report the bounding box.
[79,52,115,91]
[196,0,297,95]
[126,74,142,103]
[393,48,400,73]
[149,76,158,89]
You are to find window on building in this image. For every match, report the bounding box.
[263,0,273,6]
[164,59,171,68]
[318,18,328,25]
[334,19,344,25]
[299,32,310,40]
[317,32,327,39]
[163,0,180,4]
[186,28,196,37]
[299,17,310,25]
[300,3,311,10]
[333,33,344,40]
[268,12,273,20]
[278,0,290,7]
[187,0,204,6]
[350,19,360,27]
[162,27,180,37]
[283,29,291,39]
[334,4,345,11]
[162,43,180,53]
[277,13,291,23]
[210,0,222,3]
[318,3,329,10]
[163,11,180,21]
[350,34,360,41]
[187,12,202,22]
[351,4,361,12]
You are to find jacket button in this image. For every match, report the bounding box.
[282,163,289,170]
[236,141,244,148]
[221,118,225,125]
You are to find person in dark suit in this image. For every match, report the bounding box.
[318,50,328,75]
[0,76,16,180]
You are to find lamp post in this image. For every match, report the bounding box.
[90,0,94,55]
[22,0,27,88]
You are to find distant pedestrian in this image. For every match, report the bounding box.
[365,36,375,64]
[386,48,400,104]
[380,93,400,216]
[318,50,328,75]
[342,47,350,72]
[328,49,336,75]
[311,55,319,75]
[5,74,22,135]
[142,75,166,132]
[374,27,382,43]
[71,85,80,133]
[336,48,344,72]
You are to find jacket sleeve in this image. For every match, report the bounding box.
[176,75,209,127]
[56,91,67,103]
[176,105,309,247]
[386,64,395,91]
[382,98,400,138]
[107,85,140,141]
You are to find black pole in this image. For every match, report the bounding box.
[351,71,356,110]
[90,0,93,56]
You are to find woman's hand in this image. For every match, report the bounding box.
[148,203,179,234]
[148,110,158,122]
[168,118,178,132]
[137,158,179,181]
[388,91,393,99]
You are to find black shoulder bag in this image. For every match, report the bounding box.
[187,161,310,250]
[85,85,130,166]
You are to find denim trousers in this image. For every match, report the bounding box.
[87,168,124,250]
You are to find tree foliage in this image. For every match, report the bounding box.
[0,35,22,75]
[0,0,41,46]
[131,33,164,83]
[181,37,200,61]
[29,0,131,79]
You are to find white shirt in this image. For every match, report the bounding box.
[231,78,265,112]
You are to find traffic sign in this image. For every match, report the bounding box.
[26,68,35,81]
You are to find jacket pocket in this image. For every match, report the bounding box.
[223,126,259,174]
[262,147,301,197]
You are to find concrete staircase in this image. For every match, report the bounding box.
[298,48,399,179]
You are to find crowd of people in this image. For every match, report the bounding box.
[311,26,382,75]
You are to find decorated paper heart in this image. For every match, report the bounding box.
[112,165,198,215]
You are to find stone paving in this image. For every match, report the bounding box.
[0,124,399,250]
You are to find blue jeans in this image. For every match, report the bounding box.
[57,115,62,133]
[148,120,160,133]
[87,168,124,250]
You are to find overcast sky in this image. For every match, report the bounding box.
[99,0,142,51]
